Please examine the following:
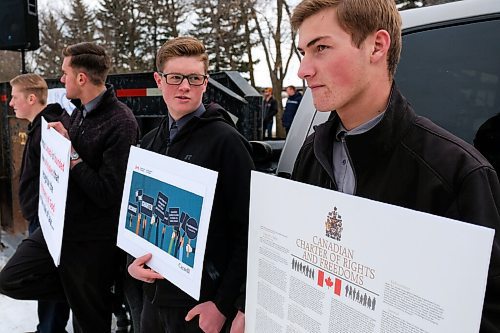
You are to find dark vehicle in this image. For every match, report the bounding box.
[0,71,263,232]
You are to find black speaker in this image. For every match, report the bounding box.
[0,0,40,51]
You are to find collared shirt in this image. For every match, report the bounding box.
[83,89,106,117]
[332,112,385,194]
[167,104,206,142]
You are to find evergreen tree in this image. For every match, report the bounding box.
[35,11,66,78]
[191,0,250,74]
[64,0,96,45]
[137,0,190,70]
[96,0,143,72]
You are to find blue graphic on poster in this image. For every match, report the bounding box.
[125,171,203,268]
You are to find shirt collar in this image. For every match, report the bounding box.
[168,103,206,130]
[83,89,106,116]
[336,111,385,141]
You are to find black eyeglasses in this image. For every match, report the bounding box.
[157,72,208,86]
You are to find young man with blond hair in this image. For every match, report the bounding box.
[128,36,254,333]
[0,43,139,332]
[289,0,499,332]
[9,73,70,333]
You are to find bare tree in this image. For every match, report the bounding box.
[252,0,298,138]
[241,0,260,87]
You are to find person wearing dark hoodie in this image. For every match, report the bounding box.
[8,73,71,333]
[128,36,254,333]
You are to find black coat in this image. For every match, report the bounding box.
[19,103,69,222]
[141,103,254,318]
[292,84,500,333]
[65,85,139,241]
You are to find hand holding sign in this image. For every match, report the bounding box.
[128,253,164,283]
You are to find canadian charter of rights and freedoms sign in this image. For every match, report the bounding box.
[246,171,494,333]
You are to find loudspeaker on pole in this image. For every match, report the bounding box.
[0,0,40,51]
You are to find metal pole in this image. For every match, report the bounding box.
[21,49,27,74]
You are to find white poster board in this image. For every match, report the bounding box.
[38,117,71,266]
[246,172,494,333]
[117,146,218,300]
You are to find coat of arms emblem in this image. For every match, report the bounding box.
[325,207,343,241]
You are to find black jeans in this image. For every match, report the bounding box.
[140,296,233,333]
[28,218,70,333]
[0,228,117,333]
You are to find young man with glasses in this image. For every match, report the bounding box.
[128,36,254,333]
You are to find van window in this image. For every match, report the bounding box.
[396,18,500,144]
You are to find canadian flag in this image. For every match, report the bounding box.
[334,277,341,296]
[317,270,325,287]
[317,269,342,296]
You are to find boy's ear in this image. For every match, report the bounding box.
[371,29,391,64]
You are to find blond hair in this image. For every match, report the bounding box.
[156,36,209,73]
[10,73,48,105]
[291,0,402,78]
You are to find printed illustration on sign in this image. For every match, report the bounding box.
[125,171,203,268]
[326,206,343,241]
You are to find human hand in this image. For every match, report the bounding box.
[47,121,70,140]
[127,253,164,283]
[185,301,226,333]
[230,310,245,333]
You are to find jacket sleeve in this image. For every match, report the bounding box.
[212,134,255,318]
[270,99,278,117]
[70,115,139,209]
[456,167,500,333]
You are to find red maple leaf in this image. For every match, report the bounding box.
[325,276,333,288]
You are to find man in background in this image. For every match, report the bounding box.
[262,87,277,139]
[282,85,302,135]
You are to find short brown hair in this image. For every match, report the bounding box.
[10,73,48,105]
[291,0,402,78]
[62,42,111,85]
[156,36,209,73]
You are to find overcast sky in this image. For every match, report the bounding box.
[36,0,303,88]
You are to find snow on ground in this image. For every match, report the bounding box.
[0,230,74,333]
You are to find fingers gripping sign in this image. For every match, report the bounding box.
[230,311,245,333]
[185,301,226,333]
[127,253,164,283]
[47,121,70,140]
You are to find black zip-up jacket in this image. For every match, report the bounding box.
[65,85,139,241]
[140,103,254,319]
[19,103,69,222]
[292,84,500,333]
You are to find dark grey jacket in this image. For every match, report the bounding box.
[65,85,139,241]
